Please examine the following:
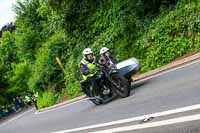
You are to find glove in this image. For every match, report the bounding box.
[89,69,95,74]
[96,74,102,79]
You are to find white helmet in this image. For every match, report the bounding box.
[100,47,109,55]
[82,48,93,56]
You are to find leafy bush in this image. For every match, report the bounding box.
[135,0,200,71]
[37,89,58,109]
[28,31,66,91]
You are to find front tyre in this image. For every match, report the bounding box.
[112,75,130,98]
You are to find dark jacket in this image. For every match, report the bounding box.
[99,55,117,67]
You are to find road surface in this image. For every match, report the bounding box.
[1,60,200,133]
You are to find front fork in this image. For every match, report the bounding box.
[105,73,121,89]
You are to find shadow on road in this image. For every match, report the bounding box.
[85,79,152,112]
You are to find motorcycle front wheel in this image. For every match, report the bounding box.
[111,75,130,98]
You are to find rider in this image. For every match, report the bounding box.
[80,48,100,97]
[100,47,134,84]
[99,47,117,66]
[32,92,39,110]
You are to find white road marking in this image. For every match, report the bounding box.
[51,103,200,133]
[90,114,200,133]
[0,108,35,128]
[35,98,89,115]
[135,59,200,82]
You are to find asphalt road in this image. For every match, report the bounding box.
[1,59,200,133]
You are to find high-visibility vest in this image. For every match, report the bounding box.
[80,58,97,80]
[25,96,31,102]
[34,92,39,98]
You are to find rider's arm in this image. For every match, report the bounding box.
[110,55,117,64]
[80,63,92,75]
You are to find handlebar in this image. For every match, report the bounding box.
[95,63,118,75]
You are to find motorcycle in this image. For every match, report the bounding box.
[80,57,140,105]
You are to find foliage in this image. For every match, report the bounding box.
[28,31,67,92]
[0,32,16,104]
[9,62,31,94]
[136,0,200,71]
[1,0,200,108]
[37,89,58,109]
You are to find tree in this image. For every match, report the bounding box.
[0,32,16,104]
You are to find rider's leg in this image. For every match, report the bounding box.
[81,80,92,97]
[88,77,99,97]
